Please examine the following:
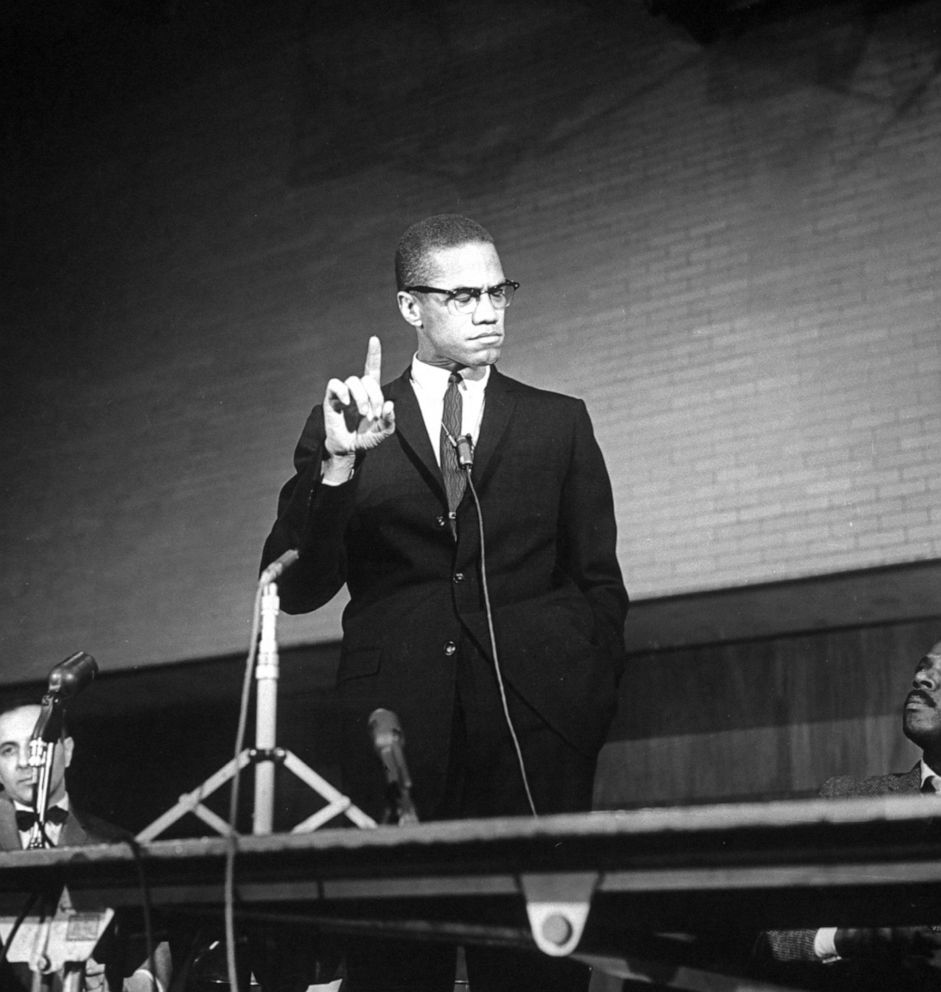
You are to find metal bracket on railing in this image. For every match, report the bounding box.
[520,871,599,957]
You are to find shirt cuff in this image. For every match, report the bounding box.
[321,455,356,486]
[814,927,840,962]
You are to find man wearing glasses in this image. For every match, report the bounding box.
[261,214,628,992]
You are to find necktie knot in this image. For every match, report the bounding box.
[15,805,69,831]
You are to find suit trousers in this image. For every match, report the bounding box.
[343,634,596,992]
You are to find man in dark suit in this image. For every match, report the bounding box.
[261,214,629,991]
[755,638,941,989]
[0,701,171,991]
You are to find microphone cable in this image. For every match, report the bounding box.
[456,436,538,819]
[123,835,161,992]
[225,551,300,992]
[221,577,266,992]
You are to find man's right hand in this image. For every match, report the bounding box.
[323,336,396,459]
[834,926,941,960]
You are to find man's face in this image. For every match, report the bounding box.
[0,705,73,806]
[397,241,507,373]
[902,641,941,749]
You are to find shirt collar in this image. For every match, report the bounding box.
[920,759,939,787]
[13,795,70,815]
[410,355,490,395]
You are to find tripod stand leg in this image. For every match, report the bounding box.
[136,751,252,841]
[137,580,375,840]
[283,752,376,830]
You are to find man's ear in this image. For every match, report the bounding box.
[396,290,423,328]
[61,735,75,769]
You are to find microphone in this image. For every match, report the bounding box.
[259,548,300,586]
[369,709,411,789]
[30,652,97,749]
[368,708,418,825]
[46,651,98,700]
[456,434,474,469]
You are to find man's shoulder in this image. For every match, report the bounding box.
[0,797,20,850]
[69,806,132,845]
[488,369,585,409]
[820,764,921,798]
[0,797,130,850]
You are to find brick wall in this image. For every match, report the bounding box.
[2,0,939,679]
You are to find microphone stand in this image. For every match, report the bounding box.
[27,695,66,848]
[10,667,115,991]
[381,765,418,827]
[251,582,280,834]
[137,578,375,840]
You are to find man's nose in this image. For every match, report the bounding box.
[472,292,499,322]
[914,668,937,691]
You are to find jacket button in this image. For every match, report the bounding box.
[436,515,447,528]
[443,641,457,656]
[452,572,464,583]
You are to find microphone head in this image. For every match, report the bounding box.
[456,434,474,469]
[368,708,403,751]
[47,651,98,700]
[259,548,300,586]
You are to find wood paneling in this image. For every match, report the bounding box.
[599,617,940,807]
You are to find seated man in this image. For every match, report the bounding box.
[0,698,171,991]
[754,637,941,990]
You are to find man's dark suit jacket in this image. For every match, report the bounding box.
[0,795,128,851]
[0,795,133,991]
[262,366,629,816]
[757,764,941,991]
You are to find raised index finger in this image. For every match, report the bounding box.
[364,335,382,383]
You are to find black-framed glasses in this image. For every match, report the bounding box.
[405,280,520,314]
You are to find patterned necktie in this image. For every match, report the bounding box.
[440,372,466,539]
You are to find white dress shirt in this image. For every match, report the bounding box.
[409,356,489,465]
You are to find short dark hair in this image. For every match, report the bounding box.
[395,214,495,290]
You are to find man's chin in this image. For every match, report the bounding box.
[904,715,941,747]
[470,347,501,367]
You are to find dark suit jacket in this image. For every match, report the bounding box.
[0,795,134,990]
[756,764,941,991]
[262,366,629,815]
[0,795,129,852]
[819,764,922,799]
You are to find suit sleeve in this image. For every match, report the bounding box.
[557,400,629,679]
[260,404,361,614]
[753,776,853,969]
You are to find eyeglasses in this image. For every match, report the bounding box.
[405,280,520,314]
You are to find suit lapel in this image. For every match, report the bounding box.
[0,800,21,850]
[59,809,89,847]
[383,365,517,495]
[472,367,517,485]
[385,369,444,493]
[902,763,923,793]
